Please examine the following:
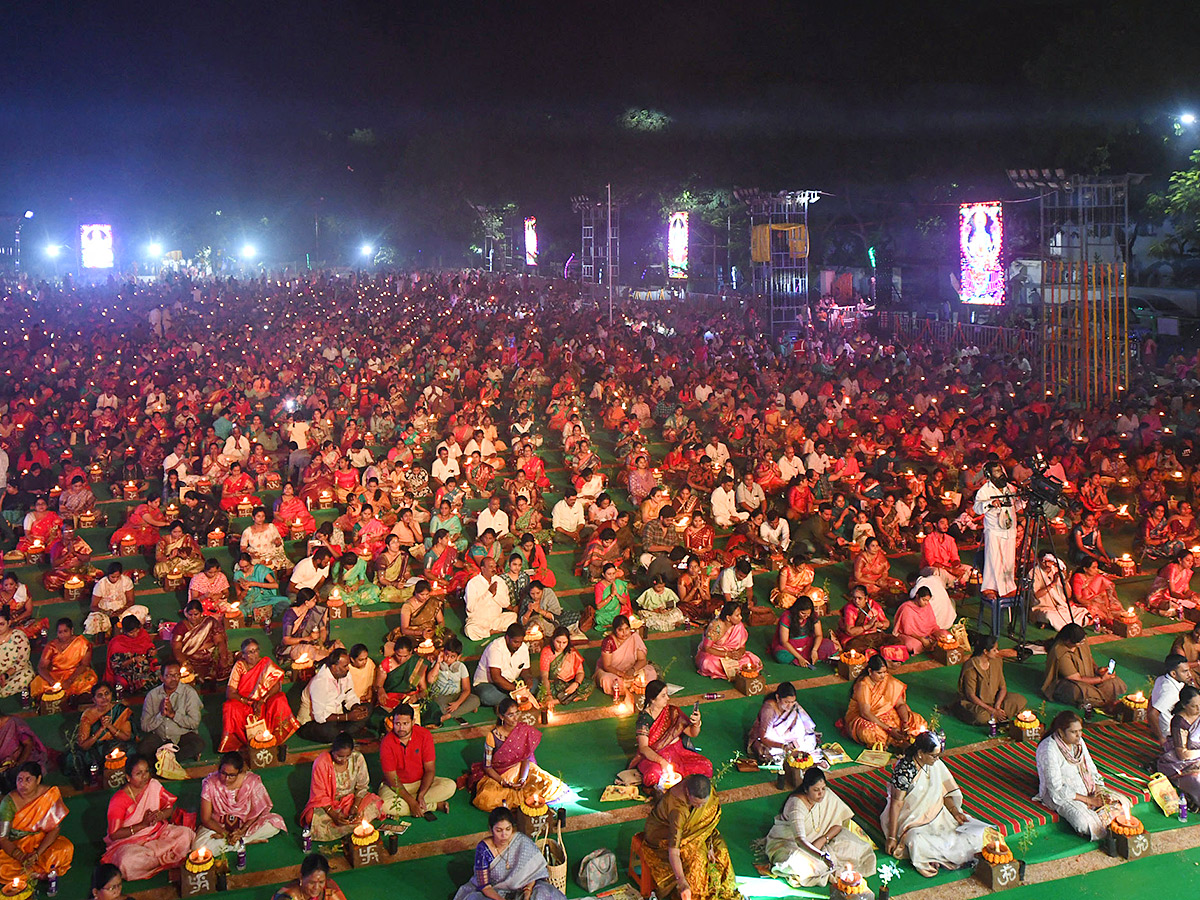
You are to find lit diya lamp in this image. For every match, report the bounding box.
[348,818,381,868]
[224,601,245,629]
[317,489,334,509]
[164,565,185,591]
[63,573,87,602]
[659,763,681,790]
[1119,689,1149,724]
[1116,553,1136,577]
[830,863,872,900]
[117,533,138,556]
[1113,605,1142,638]
[837,648,867,680]
[289,517,306,541]
[524,623,543,645]
[207,527,226,548]
[185,847,215,873]
[165,499,181,518]
[1011,709,1042,742]
[981,837,1013,865]
[24,538,46,565]
[327,587,347,619]
[236,496,254,518]
[123,479,140,500]
[178,665,196,685]
[104,746,128,788]
[78,509,99,528]
[290,652,315,682]
[2,876,32,900]
[1106,811,1149,859]
[87,462,103,482]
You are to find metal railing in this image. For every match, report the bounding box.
[879,311,1038,356]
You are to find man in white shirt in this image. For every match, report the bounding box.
[285,417,311,451]
[704,439,730,469]
[288,548,332,596]
[805,441,831,475]
[1150,655,1191,745]
[222,425,251,465]
[298,649,370,742]
[695,382,714,404]
[919,421,944,452]
[710,477,749,528]
[430,446,461,488]
[759,510,790,554]
[162,440,191,480]
[718,558,754,604]
[464,557,516,641]
[85,562,149,635]
[735,472,767,514]
[551,489,587,544]
[471,624,535,707]
[777,445,804,484]
[476,494,512,549]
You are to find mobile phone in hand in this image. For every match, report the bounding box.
[1107,658,1116,674]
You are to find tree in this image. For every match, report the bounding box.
[1146,150,1200,258]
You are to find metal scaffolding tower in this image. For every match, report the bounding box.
[738,189,820,337]
[571,194,619,286]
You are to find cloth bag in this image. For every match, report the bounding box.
[155,743,189,781]
[577,848,618,892]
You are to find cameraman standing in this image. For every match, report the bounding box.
[973,459,1023,599]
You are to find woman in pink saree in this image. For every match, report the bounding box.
[466,699,566,812]
[1070,559,1124,624]
[695,602,763,679]
[1147,550,1198,617]
[630,680,712,788]
[273,483,317,538]
[103,755,194,880]
[595,616,656,696]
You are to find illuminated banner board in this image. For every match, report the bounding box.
[80,223,115,269]
[959,202,1003,304]
[524,216,538,266]
[668,211,688,279]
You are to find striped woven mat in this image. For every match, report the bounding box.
[832,722,1157,838]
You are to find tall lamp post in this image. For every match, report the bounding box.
[14,210,33,271]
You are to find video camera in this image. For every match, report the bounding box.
[1021,454,1075,509]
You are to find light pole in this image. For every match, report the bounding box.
[607,182,614,327]
[14,210,32,271]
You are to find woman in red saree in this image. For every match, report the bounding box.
[302,734,384,842]
[102,755,193,880]
[518,448,551,490]
[104,618,158,694]
[299,458,336,508]
[219,463,261,513]
[1147,550,1199,616]
[218,640,299,752]
[9,497,61,558]
[466,699,566,811]
[754,456,787,494]
[120,496,169,550]
[630,680,712,788]
[851,537,905,599]
[1069,560,1124,624]
[273,483,317,538]
[516,534,556,589]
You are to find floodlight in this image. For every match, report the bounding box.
[360,244,373,257]
[45,245,61,258]
[1181,112,1197,126]
[23,211,33,219]
[148,242,163,257]
[241,244,257,259]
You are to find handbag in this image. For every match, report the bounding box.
[1148,772,1181,816]
[577,848,618,892]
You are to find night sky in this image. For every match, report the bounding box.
[3,0,1197,264]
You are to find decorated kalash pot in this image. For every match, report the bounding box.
[290,652,315,683]
[181,847,217,897]
[1,875,34,900]
[87,462,104,484]
[523,623,544,654]
[515,794,554,837]
[931,631,963,667]
[733,663,765,697]
[326,587,348,620]
[77,509,100,529]
[118,533,139,557]
[163,566,185,592]
[289,518,307,541]
[627,613,648,640]
[830,863,874,900]
[246,721,280,770]
[23,538,47,567]
[224,601,245,630]
[1010,710,1043,743]
[164,499,181,520]
[346,818,382,868]
[808,586,830,617]
[1117,691,1149,724]
[236,496,254,518]
[122,480,141,501]
[206,527,226,548]
[1112,605,1142,638]
[1116,553,1137,578]
[63,574,88,603]
[837,649,868,681]
[975,835,1019,891]
[316,489,335,510]
[104,747,128,789]
[416,637,437,660]
[195,477,213,496]
[1106,812,1149,859]
[782,750,815,790]
[39,682,65,716]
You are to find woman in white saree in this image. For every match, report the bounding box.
[765,767,875,887]
[1034,710,1114,840]
[882,732,987,877]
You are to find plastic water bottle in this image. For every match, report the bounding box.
[236,838,246,870]
[19,687,30,710]
[1180,794,1188,823]
[47,866,58,896]
[302,825,312,852]
[988,716,998,738]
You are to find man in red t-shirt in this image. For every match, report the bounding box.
[379,704,457,818]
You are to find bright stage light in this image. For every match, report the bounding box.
[1182,112,1197,126]
[45,245,61,258]
[23,211,33,219]
[148,242,163,257]
[241,244,257,259]
[360,244,374,257]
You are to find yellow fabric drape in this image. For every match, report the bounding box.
[750,224,809,263]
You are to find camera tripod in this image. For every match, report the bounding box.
[1008,496,1074,661]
